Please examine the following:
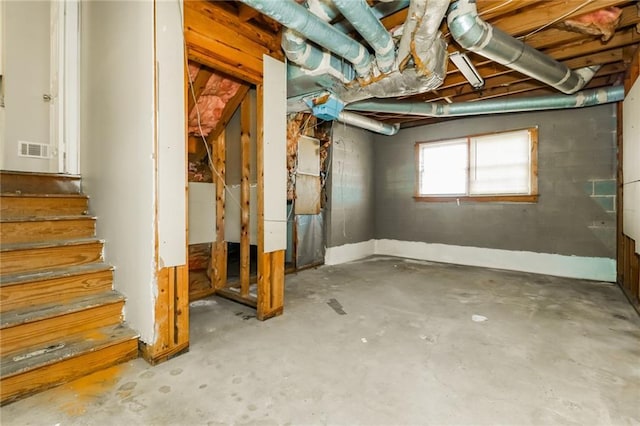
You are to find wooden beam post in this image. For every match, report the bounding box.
[211,130,227,290]
[256,84,285,320]
[240,93,252,297]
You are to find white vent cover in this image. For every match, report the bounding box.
[18,141,50,159]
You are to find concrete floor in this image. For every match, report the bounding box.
[2,256,639,425]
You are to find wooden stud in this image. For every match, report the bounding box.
[255,83,274,319]
[255,84,285,320]
[240,93,252,297]
[212,130,228,290]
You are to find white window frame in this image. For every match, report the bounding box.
[414,127,538,202]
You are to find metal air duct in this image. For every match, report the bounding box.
[346,86,624,117]
[332,0,396,73]
[447,0,599,94]
[239,0,372,78]
[336,111,400,135]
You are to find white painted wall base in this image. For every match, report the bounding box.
[325,239,616,282]
[325,240,376,266]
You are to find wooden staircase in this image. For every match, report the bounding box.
[0,171,139,405]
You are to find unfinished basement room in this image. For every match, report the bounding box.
[0,0,639,424]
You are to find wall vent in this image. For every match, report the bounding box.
[18,141,51,159]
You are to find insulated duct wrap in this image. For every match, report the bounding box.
[239,0,372,77]
[332,0,396,73]
[339,35,448,103]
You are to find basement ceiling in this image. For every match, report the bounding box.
[189,0,640,130]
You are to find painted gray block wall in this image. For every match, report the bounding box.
[326,123,375,247]
[373,104,617,259]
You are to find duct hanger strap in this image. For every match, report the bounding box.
[447,0,598,94]
[239,0,372,78]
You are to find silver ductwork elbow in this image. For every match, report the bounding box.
[447,0,599,94]
[336,111,400,136]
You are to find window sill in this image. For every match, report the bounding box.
[413,194,539,203]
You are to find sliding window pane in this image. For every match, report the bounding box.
[419,139,467,195]
[469,130,530,195]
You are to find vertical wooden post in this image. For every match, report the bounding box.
[212,130,227,290]
[240,94,251,297]
[256,84,285,320]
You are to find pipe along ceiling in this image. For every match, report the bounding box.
[240,0,624,135]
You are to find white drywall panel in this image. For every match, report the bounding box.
[262,55,287,252]
[295,174,321,214]
[188,182,216,245]
[623,181,640,252]
[156,0,186,268]
[297,135,320,176]
[225,185,258,245]
[80,1,156,343]
[3,0,54,172]
[623,78,640,184]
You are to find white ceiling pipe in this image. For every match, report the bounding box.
[336,111,400,135]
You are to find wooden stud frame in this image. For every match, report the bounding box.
[256,84,285,320]
[617,46,640,314]
[182,2,285,321]
[142,1,190,363]
[240,95,252,298]
[211,130,228,291]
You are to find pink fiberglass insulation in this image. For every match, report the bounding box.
[188,63,200,82]
[558,7,622,42]
[188,68,242,137]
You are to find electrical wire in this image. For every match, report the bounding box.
[177,1,242,210]
[519,0,593,40]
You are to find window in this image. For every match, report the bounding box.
[415,128,538,202]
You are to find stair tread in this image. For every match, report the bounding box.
[0,262,113,287]
[0,171,81,179]
[0,215,96,223]
[1,291,124,329]
[0,323,138,379]
[0,237,103,252]
[0,193,88,199]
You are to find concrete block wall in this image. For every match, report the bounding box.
[371,104,617,259]
[325,124,375,248]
